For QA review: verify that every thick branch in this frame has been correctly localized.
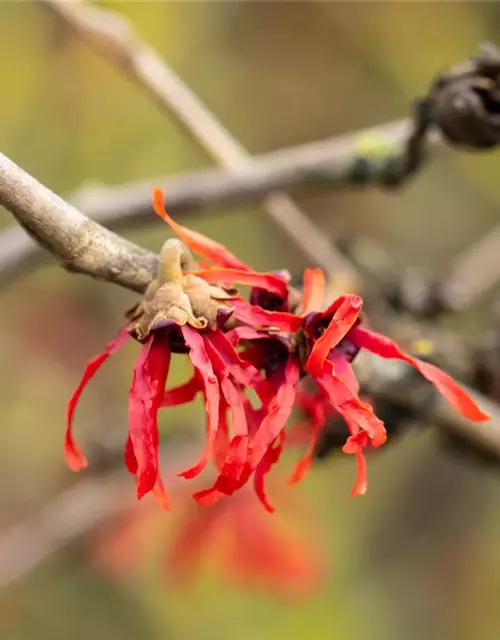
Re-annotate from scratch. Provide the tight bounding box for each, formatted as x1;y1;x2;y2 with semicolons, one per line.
0;152;157;292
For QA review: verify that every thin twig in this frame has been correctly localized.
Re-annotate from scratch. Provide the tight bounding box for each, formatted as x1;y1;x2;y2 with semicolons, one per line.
42;0;358;282
0;118;441;287
0;152;157;292
439;224;500;311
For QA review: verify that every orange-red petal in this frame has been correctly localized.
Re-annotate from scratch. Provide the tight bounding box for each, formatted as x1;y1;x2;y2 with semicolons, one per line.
254;432;285;513
306;295;363;377
300;268;325;315
249;358;301;468
342;431;370;496
65;328;130;471
288;403;325;485
128;333;171;501
193;268;288;298
351;326;489;422
153;188;250;269
178;327;220;480
316;360;387;447
161;375;200;407
232;300;303;333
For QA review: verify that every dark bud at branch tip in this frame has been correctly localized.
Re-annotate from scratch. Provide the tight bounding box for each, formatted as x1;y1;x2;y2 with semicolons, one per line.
429;41;500;149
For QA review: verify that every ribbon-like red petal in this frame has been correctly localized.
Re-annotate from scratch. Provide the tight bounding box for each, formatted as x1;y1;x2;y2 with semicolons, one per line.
128;333;171;508
350;327;489;422
288;402;325;486
213;401;230;471
225;326;268;346
153;188;250;270
178;326;220;479
65;328;130;471
161;375;200;407
300;268;325;315
207;330;264;389
315;360;387;447
199;335;251;496
254;432;285;513
249;358;301;468
124;434;138;475
306;295;363;377
232;300;303;333
193;268;288;298
342;432;370;496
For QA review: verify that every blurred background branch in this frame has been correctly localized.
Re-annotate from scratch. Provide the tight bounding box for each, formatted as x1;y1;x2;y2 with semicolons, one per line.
0;118;439;288
42;0;358;281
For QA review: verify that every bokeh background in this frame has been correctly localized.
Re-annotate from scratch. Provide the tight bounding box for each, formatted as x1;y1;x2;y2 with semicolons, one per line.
2;2;500;639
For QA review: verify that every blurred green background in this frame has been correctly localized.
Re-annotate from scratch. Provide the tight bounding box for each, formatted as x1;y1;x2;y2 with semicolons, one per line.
2;2;500;639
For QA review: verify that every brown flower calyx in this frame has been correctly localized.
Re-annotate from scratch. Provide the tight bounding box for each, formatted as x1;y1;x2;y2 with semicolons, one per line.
425;41;500;149
127;239;236;340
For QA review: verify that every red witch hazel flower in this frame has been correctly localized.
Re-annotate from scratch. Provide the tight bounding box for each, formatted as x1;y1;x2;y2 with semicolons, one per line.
65;188;490;511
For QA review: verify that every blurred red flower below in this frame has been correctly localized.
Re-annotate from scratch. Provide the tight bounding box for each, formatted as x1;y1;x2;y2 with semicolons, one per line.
90;484;325;600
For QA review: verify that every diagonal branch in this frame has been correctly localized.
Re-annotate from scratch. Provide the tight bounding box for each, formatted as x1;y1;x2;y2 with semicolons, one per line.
0;118;441;287
41;0;358;281
439;224;500;311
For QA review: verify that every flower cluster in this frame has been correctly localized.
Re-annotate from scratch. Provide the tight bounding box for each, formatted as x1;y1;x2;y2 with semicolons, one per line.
65;188;489;511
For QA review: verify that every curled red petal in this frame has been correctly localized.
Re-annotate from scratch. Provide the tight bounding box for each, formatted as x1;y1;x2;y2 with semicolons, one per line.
153;188;250;270
152;476;173;511
161;375;200;407
124;434;138;475
342;432;369;496
300;268;325;316
351;327;489;422
212;437;250;494
288;404;325;486
306;295;363;377
213;402;230;471
192;458;253;506
203;336;249;491
206;330;264;389
329;350;360;394
65;328;130;471
316;360;387;447
232;300;303;333
254;432;285;513
128;333;171;500
178;327;220;479
193;268;288;298
225;326;268;346
249;358;300;468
